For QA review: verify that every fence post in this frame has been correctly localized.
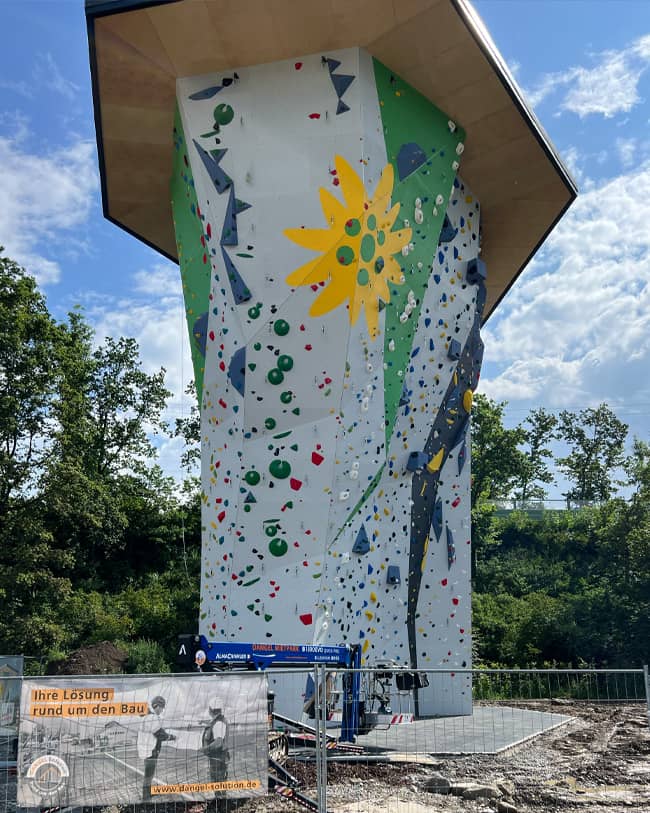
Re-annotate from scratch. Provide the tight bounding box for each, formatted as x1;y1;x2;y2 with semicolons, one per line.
313;664;328;812
644;665;650;730
319;663;328;813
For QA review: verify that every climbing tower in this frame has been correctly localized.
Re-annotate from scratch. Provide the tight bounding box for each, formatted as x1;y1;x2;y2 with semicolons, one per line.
86;0;575;716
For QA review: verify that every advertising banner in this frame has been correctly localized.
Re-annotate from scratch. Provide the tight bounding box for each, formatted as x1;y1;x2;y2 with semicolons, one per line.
17;673;268;807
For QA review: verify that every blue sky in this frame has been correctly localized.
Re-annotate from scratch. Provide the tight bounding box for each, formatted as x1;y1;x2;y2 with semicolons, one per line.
1;0;649;494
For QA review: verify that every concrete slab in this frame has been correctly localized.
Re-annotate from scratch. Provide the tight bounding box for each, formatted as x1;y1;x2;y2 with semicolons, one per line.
352;705;573;755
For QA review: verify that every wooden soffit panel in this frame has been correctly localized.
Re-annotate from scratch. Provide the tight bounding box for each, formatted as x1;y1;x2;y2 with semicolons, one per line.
86;0;576;320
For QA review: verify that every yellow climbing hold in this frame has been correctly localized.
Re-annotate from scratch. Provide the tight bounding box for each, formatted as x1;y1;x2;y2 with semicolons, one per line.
362;639;370;653
427;448;445;473
463;388;473;413
370;592;377;603
365;610;374;620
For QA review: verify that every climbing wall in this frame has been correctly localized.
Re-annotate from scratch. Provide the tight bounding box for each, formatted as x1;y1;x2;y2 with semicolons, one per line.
172;47;485;716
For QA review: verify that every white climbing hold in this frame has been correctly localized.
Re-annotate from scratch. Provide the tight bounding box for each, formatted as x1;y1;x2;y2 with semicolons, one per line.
448;120;456;132
401;245;410;257
436;194;444;206
415;197;422;209
456;142;465;155
388;339;396;352
452;160;460;171
414;209;424;225
339;490;350;501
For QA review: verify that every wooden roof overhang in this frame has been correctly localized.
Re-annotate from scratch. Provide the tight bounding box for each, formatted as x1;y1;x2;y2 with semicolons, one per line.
85;0;577;320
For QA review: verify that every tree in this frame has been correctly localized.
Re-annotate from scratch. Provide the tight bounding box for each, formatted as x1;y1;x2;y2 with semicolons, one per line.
514;408;558;502
557;404;628;503
470;394;526;505
0;251;60;512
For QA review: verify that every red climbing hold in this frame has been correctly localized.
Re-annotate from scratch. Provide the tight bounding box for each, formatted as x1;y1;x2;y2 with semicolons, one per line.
311;451;324;466
217;510;226;523
308;113;321;119
299;613;313;625
290;477;302;491
295;62;303;70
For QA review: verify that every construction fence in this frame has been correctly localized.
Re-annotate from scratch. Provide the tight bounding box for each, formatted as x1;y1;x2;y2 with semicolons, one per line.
1;666;649;813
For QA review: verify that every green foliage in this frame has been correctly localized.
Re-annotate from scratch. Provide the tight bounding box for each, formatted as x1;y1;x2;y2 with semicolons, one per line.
557;404;628;503
123;639;172;674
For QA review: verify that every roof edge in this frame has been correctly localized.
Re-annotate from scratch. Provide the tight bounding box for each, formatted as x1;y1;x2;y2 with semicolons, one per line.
451;0;578;198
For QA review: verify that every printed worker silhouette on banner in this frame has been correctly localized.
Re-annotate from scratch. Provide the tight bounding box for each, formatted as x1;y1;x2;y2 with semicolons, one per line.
137;695;175;800
202;696;230;789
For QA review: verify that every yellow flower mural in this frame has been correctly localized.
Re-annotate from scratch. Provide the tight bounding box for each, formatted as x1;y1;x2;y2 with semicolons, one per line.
284;155;412;339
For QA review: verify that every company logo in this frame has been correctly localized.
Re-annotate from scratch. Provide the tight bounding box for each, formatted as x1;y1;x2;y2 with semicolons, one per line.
26;754;70;798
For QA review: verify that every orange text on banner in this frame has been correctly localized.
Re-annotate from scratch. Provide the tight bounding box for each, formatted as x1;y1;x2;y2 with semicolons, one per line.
30;702;149;718
151;780;262;795
30;688;115;703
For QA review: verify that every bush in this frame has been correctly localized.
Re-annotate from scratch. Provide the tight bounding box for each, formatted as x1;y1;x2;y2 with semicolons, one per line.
122;638;171;674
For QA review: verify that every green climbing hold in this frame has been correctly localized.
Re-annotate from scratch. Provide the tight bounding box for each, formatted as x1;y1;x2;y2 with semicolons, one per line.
265;524;278;537
264;417;277;430
337;245;355;266
245;470;260;485
269;459;291;479
377;230;386;246
280;390;293;404
274;319;290;336
269;538;288;557
357;267;369;286
345;218;361;236
248;304;261;319
267;368;284;385
277;354;294;372
366;214;377;230
254;342;262;351
214;103;234;125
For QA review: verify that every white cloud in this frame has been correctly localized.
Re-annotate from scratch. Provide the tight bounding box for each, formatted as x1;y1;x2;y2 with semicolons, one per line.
133;263;185;298
525;33;650;118
79;266;196;483
87;264;195;461
616;137;637;168
34;53;80;101
481;160;650;414
0;133;98;284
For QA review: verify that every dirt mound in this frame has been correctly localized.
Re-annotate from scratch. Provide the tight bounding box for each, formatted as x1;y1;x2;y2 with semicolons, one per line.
53;641;128;675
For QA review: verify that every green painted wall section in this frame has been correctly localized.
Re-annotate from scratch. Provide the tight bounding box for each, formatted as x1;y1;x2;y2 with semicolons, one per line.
170;104;211;403
372;59;466;446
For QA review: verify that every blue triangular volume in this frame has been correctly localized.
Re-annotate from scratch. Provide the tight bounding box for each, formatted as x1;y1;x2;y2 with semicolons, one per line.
439;214;457;244
432;498;443;542
336;99;350;115
189;85;223;100
244;491;257;504
396;142;427;181
446;526;456;569
221;247;251;304
352;525;370;555
331;73;354;98
220;185;238;246
326;58;341;73
227;346;246;396
192;311;209;358
399;383;409;407
235;198;252;215
193;141;232;193
457;437;467;475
